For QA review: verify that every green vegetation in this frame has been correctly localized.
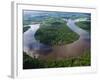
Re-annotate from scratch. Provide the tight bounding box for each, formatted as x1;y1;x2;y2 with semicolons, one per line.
23;16;46;26
23;49;91;69
35;18;79;46
76;21;91;32
23;26;30;32
23;52;45;69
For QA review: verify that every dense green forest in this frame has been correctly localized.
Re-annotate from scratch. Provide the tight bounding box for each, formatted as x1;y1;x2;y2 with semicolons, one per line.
76;21;91;32
35;18;79;46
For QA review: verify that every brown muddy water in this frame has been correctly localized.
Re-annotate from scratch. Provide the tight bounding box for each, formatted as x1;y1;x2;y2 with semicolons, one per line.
26;37;90;60
38;37;90;60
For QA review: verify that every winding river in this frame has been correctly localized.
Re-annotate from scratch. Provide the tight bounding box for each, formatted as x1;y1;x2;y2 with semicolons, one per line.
23;19;90;59
24;24;53;58
67;19;90;40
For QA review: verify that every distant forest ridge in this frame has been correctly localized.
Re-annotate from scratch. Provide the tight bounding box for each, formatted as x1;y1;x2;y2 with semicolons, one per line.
23;10;91;25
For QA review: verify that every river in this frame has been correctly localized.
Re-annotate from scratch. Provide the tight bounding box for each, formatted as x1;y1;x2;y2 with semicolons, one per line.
23;19;90;59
